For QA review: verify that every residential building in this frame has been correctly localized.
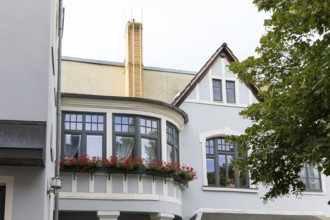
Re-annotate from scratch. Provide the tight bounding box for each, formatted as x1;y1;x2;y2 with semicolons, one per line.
0;0;60;220
58;20;330;220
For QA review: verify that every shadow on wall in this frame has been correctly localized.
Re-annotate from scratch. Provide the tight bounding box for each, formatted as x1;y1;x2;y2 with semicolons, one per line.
201;213;330;220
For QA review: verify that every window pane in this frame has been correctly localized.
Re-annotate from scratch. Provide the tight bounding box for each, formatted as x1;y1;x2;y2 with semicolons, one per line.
64;134;81;158
240;169;248;188
92;115;97;122
98;115;104;123
219;155;226;186
207;158;215;185
98;124;104;131
115;136;134;159
122;117;128;124
71;114;76;121
140;118;145;126
141;138;156;163
86;115;91;122
65;122;70;130
115;125;121;132
309;178;321;190
226;81;236;103
86;135;103;158
114;116;121;124
85;122;91;131
77;115;83;122
70;122;76;130
213;79;222;101
167;144;174;162
77;123;82;130
65;114;70;121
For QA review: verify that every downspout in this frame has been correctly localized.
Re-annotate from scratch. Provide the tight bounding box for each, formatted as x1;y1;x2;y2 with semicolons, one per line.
54;0;63;218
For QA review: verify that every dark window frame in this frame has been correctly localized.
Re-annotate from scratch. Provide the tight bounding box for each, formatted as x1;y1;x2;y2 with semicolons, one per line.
300;163;322;192
113;114;161;162
167;122;180;163
212;79;223;102
206;137;249;188
62;111;106;159
226;80;236;103
0;186;5;220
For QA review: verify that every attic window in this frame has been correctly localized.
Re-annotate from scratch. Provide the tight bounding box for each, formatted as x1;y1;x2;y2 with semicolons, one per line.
226;81;236;103
212;79;223;101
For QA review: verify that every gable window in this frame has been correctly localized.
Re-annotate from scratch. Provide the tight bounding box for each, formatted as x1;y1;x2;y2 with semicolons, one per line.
206;137;248;188
300;163;322;191
226;81;236;103
167;123;179;163
212;79;223;101
63;112;105;159
113;115;160;162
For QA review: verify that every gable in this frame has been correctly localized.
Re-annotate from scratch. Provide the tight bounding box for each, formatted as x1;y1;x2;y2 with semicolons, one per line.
172;43;260;107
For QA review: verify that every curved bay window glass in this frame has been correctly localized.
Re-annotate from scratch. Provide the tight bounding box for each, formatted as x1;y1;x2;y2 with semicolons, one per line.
113;115;160;162
206;137;248;188
63;112;105;159
167;123;179;163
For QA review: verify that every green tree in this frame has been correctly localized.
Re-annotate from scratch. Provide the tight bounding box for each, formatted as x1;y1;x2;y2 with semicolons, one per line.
229;0;330;201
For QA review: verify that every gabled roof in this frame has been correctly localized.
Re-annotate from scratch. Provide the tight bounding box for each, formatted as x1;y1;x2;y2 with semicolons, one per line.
171;43;260;107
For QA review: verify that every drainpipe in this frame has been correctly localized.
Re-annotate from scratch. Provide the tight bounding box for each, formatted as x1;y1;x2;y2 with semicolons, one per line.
54;0;63;219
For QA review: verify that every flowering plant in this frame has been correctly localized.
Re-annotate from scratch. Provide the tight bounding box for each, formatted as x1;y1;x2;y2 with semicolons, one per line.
60;155;197;188
60;155;102;173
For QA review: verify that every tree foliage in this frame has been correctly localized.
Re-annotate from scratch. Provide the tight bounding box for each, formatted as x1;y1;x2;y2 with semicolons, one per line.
229;0;330;201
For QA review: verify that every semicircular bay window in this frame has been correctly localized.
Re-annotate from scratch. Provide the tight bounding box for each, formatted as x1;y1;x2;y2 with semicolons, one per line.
113;115;160;163
63;112;105;159
206;137;249;188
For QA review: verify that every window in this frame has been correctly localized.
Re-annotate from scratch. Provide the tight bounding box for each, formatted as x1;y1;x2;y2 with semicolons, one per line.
113;115;160;163
167;123;179;163
300;163;322;191
226;81;235;103
212;79;222;101
206;137;248;188
62;112;105;159
0;186;5;220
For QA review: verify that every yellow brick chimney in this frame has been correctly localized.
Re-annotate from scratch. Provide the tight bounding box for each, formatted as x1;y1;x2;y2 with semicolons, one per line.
125;20;143;97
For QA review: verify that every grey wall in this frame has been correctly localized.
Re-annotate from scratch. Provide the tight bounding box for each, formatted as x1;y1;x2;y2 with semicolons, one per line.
0;167;49;220
0;0;57;219
179;101;330;218
0;0;56;122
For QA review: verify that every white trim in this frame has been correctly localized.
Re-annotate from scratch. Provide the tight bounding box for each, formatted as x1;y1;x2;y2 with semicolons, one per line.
202;186;258;193
0;176;14;220
107;175;112;193
59;192;182;205
106;114;113;158
72;174;77;193
138;176;143;193
89;176;94;193
161;118;167;161
97;210;120;218
184;99;248;108
199;128;243;187
235;79;240;104
123;175;128;193
208;69;213;102
196;82;200;101
186;208;330;218
163;178;168;196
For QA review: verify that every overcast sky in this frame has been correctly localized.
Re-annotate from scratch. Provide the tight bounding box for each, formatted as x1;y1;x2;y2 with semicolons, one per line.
62;0;268;72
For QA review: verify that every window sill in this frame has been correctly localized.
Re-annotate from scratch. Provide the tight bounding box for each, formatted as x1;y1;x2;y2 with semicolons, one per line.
202;186;258;193
302;190;325;196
